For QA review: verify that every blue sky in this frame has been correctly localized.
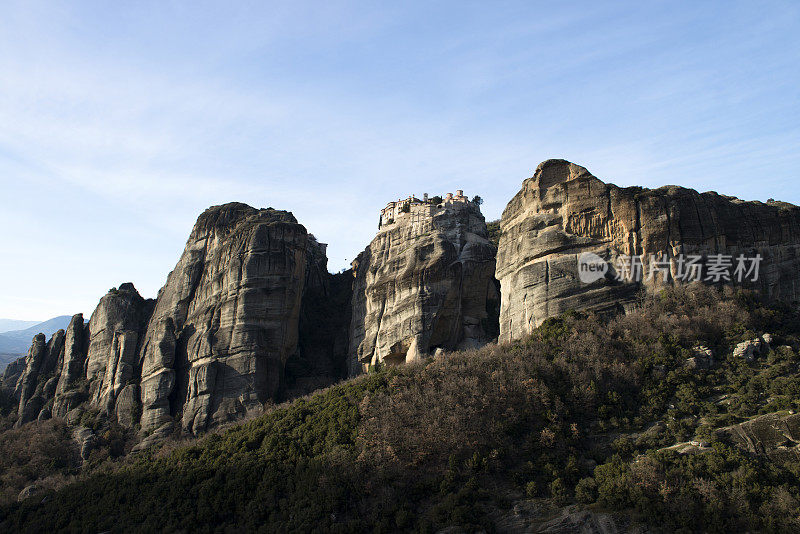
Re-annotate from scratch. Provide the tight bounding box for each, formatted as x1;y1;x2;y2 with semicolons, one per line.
1;1;798;320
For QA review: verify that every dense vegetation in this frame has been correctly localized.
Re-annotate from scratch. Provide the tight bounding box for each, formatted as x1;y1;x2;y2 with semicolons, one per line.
3;285;800;532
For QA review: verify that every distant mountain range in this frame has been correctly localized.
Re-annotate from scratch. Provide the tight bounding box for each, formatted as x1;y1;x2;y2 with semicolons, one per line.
0;316;72;370
0;319;40;333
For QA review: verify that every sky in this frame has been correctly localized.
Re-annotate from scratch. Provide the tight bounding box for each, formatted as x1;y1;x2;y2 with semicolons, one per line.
0;1;798;320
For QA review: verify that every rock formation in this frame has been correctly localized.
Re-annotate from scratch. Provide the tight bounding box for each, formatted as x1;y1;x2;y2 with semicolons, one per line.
717;412;800;462
497;159;800;342
349;197;498;373
138;203;312;433
9;160;799;442
6;285;153;429
52;314;88;418
4;202;340;438
15;334;52;426
1;357;26;390
283;267;352;399
86;284;153;413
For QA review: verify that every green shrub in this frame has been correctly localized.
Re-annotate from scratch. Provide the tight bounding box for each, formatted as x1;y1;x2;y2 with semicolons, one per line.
575;477;597;504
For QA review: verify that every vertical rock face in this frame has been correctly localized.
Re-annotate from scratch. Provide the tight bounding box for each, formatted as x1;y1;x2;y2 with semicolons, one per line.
4;202;334;436
13;329;70;426
15;334;48;425
41;330;65;378
349;200;498;373
53;314;88;418
9;289;152;426
86;284;154;413
497;159;800;342
138;203;311;433
283;266;352;399
114;384;140;428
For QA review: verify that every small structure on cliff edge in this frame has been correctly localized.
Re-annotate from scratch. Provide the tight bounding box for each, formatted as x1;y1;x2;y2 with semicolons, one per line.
379;190;471;228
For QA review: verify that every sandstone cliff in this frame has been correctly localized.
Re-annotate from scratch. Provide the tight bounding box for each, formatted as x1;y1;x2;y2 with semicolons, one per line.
282;268;352;400
14;334;49;426
86;284;154;414
52;314;88;418
138;203;311;433
349;199;498;373
11;160;800;439
7;283;153;429
497;159;800;342
5;202;340;438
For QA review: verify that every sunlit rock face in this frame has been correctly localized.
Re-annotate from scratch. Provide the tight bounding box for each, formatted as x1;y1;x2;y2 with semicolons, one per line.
349;200;498;374
497;159;800;343
10;202;334;438
138;203;311;433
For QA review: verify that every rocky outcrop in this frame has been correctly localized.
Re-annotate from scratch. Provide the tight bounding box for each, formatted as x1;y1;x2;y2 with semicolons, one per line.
17;484;40;502
52;314;88;418
492;501;649;533
87;284;153;414
685;345;715;370
717;412;800;462
497;159;800;342
114;384;140;428
139;203;312;434
41;330;65;378
72;427;97;461
2;357;26;390
7;202;336;438
7;287;153;426
349;199;498;373
535;506;647;534
15;334;48;426
733;335;772;362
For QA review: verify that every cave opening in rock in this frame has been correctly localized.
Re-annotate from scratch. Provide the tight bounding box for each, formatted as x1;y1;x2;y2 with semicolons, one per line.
383;352;407;366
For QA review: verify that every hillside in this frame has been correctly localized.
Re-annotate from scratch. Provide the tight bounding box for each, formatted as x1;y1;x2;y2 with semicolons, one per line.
3;285;800;532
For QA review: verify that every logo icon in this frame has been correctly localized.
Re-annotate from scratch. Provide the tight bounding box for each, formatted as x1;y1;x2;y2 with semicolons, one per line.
577;252;608;284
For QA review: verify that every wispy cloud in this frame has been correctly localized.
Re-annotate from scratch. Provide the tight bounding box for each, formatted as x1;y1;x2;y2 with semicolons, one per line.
0;1;798;319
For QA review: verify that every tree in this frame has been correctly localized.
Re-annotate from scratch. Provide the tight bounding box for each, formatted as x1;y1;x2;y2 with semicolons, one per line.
472;195;483;205
430;195;443;205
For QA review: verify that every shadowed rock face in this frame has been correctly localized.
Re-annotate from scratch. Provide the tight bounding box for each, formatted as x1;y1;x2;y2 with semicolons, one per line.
86;284;154;413
138;203;311;433
13;285;153;427
52;314;88;418
349;200;498;374
15;329;69;426
14;334;47;425
497;159;800;342
281;250;352;401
